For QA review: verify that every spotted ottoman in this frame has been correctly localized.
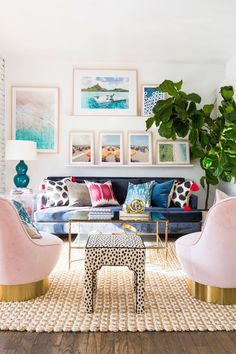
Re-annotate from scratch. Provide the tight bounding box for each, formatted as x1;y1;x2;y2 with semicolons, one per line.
84;232;146;313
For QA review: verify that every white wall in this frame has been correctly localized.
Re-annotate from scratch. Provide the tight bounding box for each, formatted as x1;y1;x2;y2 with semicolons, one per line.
218;55;236;196
4;56;226;208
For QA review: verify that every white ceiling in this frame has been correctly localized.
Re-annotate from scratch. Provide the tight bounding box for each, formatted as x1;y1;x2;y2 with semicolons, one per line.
1;0;236;63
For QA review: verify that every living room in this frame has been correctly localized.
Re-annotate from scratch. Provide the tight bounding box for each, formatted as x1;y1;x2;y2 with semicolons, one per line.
0;0;236;353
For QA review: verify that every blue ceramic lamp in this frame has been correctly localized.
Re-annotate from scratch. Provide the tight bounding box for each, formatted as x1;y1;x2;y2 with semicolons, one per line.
5;140;37;188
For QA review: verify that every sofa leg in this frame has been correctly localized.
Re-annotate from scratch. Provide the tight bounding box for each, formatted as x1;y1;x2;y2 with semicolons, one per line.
0;278;49;302
187;279;236;305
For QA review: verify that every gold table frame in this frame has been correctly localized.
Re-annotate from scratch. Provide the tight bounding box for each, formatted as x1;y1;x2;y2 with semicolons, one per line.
68;218;169;269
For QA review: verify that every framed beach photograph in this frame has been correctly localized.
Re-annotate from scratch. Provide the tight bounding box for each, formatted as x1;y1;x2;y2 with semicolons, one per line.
156;140;190;165
141;84;166;117
73;68;137;116
128;132;152;165
69;131;94;165
99;132;123;164
12;87;59;153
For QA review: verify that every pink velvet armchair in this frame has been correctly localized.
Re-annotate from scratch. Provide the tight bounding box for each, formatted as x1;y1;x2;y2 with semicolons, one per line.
176;197;236;305
0;197;62;301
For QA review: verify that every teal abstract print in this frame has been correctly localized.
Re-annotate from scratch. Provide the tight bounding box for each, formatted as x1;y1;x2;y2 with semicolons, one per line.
12;87;59;153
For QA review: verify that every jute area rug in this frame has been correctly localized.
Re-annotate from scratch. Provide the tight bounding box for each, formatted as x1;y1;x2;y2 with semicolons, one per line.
0;242;235;332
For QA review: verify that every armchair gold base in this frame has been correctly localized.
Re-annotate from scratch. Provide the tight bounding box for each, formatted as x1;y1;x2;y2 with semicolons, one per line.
187;279;236;305
0;278;49;302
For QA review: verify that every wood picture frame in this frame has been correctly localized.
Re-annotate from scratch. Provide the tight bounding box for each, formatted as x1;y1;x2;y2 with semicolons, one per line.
73;68;137;116
127;132;153;165
12;86;59;153
69;131;94;165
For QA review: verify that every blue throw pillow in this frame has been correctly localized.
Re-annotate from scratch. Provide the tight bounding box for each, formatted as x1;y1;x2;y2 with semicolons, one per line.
124;181;155;207
151;180;175;208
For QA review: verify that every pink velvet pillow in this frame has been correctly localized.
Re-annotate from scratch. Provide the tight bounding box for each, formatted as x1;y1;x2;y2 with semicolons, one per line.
85;180;119;207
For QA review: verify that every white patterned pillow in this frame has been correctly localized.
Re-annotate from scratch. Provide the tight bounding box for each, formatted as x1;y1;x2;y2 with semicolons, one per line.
40;177;72;208
172;180;198;208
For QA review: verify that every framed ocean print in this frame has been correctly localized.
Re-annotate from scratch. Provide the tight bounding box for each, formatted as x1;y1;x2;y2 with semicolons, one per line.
141;84;166;117
73;69;137;116
127;132;152;165
69;131;94;165
99;132;123;165
156;140;190;165
12;86;59;153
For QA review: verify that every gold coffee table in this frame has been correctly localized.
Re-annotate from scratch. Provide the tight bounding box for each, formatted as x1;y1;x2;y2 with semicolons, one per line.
68;212;169;269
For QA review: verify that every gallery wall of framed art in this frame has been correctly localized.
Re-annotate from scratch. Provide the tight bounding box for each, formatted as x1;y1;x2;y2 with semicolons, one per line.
68;129;190;167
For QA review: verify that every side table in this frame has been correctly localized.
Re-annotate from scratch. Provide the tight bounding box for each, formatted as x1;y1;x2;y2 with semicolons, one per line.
84;232;146;313
10;188;35;219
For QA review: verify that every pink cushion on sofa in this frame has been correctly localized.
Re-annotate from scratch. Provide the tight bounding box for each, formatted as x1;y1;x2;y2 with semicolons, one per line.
85;180;119;207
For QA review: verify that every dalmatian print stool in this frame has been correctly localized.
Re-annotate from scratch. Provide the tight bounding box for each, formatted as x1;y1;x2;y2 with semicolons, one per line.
84;232;146;313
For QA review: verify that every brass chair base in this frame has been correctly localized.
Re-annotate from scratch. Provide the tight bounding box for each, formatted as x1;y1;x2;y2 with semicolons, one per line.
187;279;236;305
0;278;49;302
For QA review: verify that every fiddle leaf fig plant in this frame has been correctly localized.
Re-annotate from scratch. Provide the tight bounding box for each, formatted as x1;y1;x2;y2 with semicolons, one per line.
146;80;236;209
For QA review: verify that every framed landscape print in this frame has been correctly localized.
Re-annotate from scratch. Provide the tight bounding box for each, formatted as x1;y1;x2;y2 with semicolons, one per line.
128;132;152;165
69;131;94;165
73;69;137;116
156;140;190;165
12;87;59;153
141;84;166;117
99;132;123;164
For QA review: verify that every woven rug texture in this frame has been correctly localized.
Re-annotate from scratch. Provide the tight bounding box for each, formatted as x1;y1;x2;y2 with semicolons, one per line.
0;242;235;332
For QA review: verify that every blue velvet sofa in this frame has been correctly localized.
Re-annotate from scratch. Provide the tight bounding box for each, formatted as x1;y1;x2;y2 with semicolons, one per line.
34;176;202;236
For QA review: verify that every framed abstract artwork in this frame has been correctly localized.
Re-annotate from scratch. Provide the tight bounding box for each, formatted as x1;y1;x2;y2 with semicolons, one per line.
156;140;190;165
127;132;152;165
141;84;166;117
69;131;94;165
73;68;137;116
99;132;123;164
12;87;59;153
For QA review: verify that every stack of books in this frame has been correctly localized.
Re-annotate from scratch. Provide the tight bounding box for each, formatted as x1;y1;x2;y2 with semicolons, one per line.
88;208;114;220
119;210;150;221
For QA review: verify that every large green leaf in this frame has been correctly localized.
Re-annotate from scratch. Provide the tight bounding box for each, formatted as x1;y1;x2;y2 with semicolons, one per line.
174;120;189;137
200;176;206;189
159;104;173;122
192;114;204;129
203;104;214;116
174;80;183;90
205;171;219;185
146;117;155;130
188;101;197;115
185;93;201;103
158;121;174;138
220;86;234;100
175;106;188;120
158;80;179;97
224;110;236;122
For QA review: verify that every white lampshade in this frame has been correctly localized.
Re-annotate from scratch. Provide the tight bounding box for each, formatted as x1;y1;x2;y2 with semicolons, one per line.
5;140;37;161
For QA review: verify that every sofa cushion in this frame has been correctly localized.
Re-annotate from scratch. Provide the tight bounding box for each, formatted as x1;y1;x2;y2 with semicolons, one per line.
151;180;175;208
66;181;91;207
34;206;202;223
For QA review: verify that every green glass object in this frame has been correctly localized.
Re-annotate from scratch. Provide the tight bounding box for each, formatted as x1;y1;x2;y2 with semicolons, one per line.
14;160;30;188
